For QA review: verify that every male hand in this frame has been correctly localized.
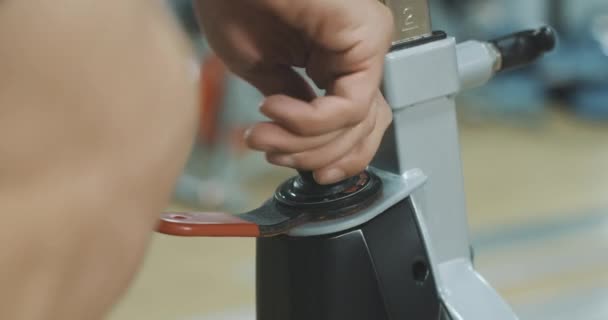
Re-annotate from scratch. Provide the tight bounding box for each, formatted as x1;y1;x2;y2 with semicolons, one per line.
196;0;394;184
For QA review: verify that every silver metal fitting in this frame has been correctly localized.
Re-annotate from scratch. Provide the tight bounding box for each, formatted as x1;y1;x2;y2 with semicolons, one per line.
379;0;432;45
483;42;503;72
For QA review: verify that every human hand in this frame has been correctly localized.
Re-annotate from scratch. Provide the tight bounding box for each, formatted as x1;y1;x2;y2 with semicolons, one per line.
196;0;394;184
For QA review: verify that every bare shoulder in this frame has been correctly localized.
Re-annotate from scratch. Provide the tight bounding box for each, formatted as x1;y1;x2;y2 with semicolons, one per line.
0;1;198;318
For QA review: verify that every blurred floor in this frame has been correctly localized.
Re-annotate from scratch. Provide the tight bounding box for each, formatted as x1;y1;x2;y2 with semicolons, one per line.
109;109;608;320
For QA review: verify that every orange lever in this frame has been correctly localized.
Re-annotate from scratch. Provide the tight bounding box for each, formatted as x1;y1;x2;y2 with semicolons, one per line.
158;212;260;237
158;172;382;238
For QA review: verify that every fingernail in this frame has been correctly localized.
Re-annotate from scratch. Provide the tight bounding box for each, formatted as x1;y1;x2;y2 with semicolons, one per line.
243;126;253;140
316;168;346;184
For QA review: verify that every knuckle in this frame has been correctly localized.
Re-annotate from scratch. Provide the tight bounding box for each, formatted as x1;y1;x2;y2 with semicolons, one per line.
293;114;322;136
348;104;371;126
245;128;262;146
298;152;330;170
290;153;306;167
361;113;375;134
246;128;273;151
343;158;368;176
346;148;373;174
291;121;312;136
265;152;280;165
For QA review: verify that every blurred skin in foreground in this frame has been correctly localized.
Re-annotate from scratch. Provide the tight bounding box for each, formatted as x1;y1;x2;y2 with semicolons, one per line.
0;0;392;319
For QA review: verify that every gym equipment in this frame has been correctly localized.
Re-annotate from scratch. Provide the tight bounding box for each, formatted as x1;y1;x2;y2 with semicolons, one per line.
158;1;556;319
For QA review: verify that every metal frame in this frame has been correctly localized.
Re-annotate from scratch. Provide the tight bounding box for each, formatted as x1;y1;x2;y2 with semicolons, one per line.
378;36;518;319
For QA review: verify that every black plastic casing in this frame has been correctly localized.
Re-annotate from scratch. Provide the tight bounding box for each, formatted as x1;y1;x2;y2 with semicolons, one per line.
256;198;453;320
491;26;557;71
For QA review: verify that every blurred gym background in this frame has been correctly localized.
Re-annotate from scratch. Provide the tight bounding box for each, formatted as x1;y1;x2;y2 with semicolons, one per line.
110;1;608;319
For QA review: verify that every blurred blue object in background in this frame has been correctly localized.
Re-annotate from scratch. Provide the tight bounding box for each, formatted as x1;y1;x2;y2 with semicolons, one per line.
572;84;608;120
459;72;547;126
434;0;608;122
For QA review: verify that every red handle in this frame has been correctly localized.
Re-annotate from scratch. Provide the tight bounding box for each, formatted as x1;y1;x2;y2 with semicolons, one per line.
158;212;260;237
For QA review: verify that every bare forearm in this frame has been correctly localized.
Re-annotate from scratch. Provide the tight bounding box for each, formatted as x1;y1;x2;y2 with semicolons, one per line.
0;1;197;319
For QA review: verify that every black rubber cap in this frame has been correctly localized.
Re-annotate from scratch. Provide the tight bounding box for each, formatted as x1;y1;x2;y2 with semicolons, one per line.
295;170;360;198
275;170;382;214
491;26;557;71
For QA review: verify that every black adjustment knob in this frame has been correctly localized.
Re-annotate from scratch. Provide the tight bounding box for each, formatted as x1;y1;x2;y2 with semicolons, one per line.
295;170;360;197
491;26;557;72
297;170;316;184
274;170;382;214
